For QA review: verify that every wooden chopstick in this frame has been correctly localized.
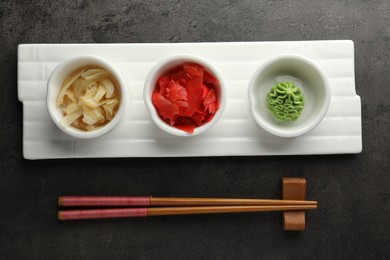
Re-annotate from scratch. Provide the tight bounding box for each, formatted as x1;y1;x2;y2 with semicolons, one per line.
58;205;317;221
58;196;317;207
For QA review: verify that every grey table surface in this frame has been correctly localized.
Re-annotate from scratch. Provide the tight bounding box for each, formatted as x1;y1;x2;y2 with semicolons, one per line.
1;1;389;259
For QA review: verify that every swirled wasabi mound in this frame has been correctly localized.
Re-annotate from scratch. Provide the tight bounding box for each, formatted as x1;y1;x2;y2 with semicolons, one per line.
266;82;305;121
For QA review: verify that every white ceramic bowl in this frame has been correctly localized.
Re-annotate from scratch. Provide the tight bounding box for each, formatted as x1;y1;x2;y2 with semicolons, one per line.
47;55;127;139
144;54;226;136
248;54;331;138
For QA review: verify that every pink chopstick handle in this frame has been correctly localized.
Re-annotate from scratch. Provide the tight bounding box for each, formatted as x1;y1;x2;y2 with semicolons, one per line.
58;208;148;221
58;196;151;207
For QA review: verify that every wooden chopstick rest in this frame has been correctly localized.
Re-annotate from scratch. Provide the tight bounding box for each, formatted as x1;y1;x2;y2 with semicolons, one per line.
282;178;307;231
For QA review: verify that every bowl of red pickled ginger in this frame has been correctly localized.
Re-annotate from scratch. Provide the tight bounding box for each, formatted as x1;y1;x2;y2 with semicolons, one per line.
144;55;226;136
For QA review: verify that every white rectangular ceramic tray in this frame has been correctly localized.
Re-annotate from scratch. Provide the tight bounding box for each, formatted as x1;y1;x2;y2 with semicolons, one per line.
18;40;362;159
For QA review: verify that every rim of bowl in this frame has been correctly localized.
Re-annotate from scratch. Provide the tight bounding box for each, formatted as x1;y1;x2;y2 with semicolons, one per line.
248;54;331;138
144;54;227;137
47;55;128;139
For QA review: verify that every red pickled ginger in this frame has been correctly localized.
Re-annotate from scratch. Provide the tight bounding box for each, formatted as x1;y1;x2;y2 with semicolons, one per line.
152;63;220;134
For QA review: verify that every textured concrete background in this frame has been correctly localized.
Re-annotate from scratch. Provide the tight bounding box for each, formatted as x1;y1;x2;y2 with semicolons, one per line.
1;0;390;259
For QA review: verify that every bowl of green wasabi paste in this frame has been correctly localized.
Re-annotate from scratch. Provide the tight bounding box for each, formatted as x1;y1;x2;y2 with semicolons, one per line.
248;54;331;138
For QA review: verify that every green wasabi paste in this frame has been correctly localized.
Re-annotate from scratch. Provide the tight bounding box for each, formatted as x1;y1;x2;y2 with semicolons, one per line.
266;82;305;121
